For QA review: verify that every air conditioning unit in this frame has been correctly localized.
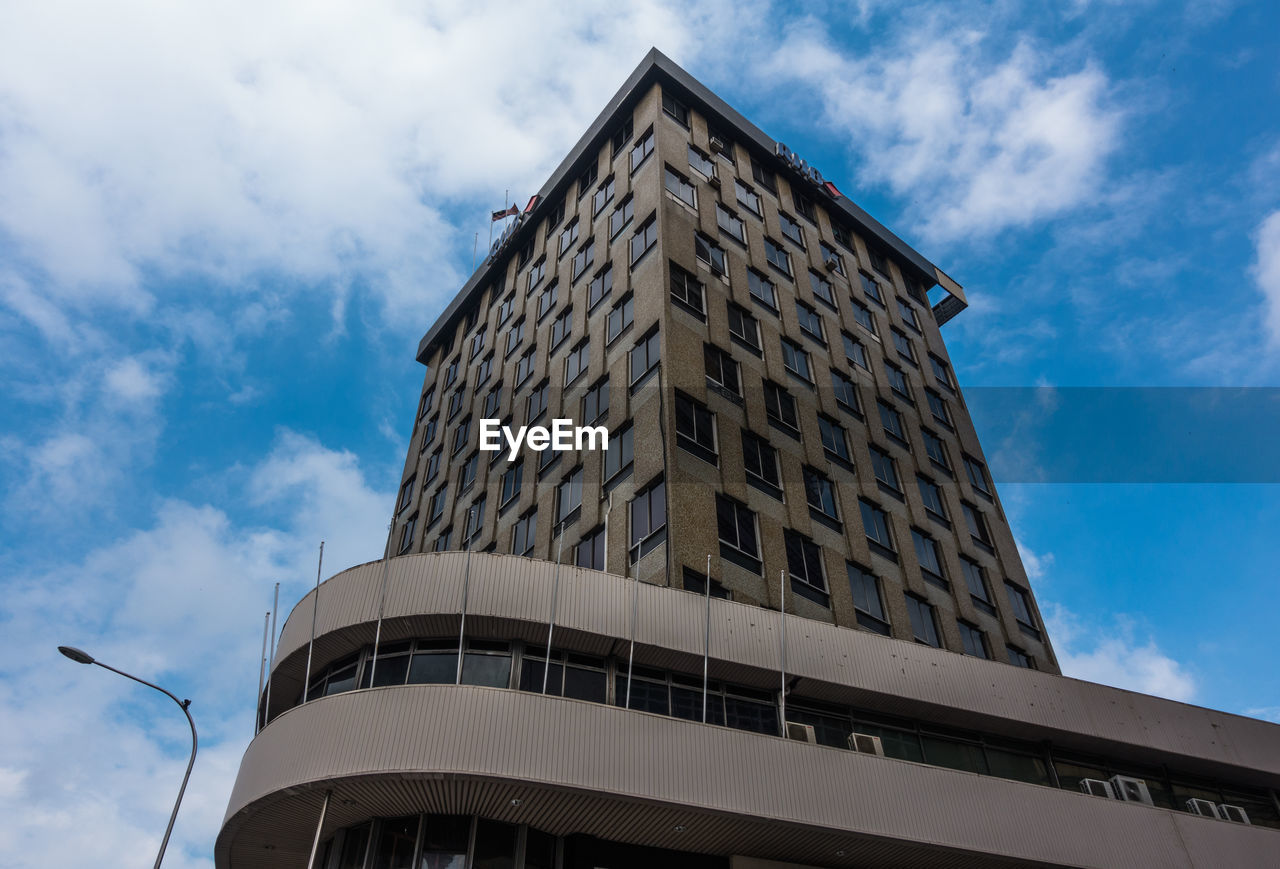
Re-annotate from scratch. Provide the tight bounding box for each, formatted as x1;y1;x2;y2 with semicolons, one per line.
848;732;885;757
1186;798;1219;817
1217;804;1251;824
708;175;722;189
709;136;726;153
824;258;838;271
1109;775;1154;806
785;722;816;743
1079;779;1115;799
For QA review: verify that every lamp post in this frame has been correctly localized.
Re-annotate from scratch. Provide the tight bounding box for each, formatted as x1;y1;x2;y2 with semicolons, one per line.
58;646;198;869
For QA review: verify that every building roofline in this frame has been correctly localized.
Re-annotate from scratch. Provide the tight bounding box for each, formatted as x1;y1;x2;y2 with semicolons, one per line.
416;48;965;366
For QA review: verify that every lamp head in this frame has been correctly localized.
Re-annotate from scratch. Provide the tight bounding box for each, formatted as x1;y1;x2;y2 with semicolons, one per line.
58;646;95;665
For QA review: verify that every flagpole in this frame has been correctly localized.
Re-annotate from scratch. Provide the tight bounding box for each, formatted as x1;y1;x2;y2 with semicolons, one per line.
302;540;324;703
455;508;477;684
255;611;269;733
541;521;565;694
702;553;711;723
779;568;787;733
264;582;279;724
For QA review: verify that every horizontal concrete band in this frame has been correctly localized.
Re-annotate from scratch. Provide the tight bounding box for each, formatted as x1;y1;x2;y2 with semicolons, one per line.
269;552;1280;785
221;685;1279;869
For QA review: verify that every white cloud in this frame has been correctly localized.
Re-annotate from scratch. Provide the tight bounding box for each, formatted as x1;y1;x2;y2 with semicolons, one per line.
1244;706;1280;724
1047;606;1197;702
104;355;169;405
0;429;392;868
765;22;1122;244
1251;209;1280;351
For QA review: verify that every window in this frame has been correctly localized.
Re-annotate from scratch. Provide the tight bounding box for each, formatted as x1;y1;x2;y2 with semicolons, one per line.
588;263;613;310
727;303;761;353
963;502;994;551
559;218;579;256
555;466;583;527
716;204;745;244
1005;583;1041;638
397;475;416;514
630;478;667;561
527;378;549;422
842;332;869;370
447;388;465;420
564;338;590;385
964;455;993;500
906;595;941;647
611;116;634;158
526;257;546;293
570;238;594;281
536;280;558;321
515;346;537;388
592;175;615;216
779;212;804;248
704;344;740;398
664;165;696;208
452;416;471;455
670;262;705;314
506;317;526;357
847;563;890;635
688;144;716;178
781;338;812;382
469;325;487;359
930;354;955;392
609;195;635;239
662;91;689;125
959;622;989;658
785;530;827;604
892;328;917;366
607;292;633;343
630;215;657;266
741;430;781;498
751;157;776;192
818;415;850;462
716;494;760;572
459;451;479;492
804;467;839;525
427;487;447;527
923;428;951;473
575;525;606;569
820;241;845;275
878;400;906;443
418;388;435;420
886;362;912;401
748;269;777;310
927;390;952;428
577;159;599;199
463;496;485;543
511;509;537;556
763;237;791;275
809;271;835;309
476;354;493;386
832;370;860;414
851;298;877;334
859;272;884;306
675;392;717;463
795;302;824;344
515;239;534;269
735;179;761;215
794;191;817;223
764;380;799;433
630;126;654;172
707;126;735;163
912;529;947;588
897;297;921;332
962;558;995;615
495;295;514;328
420;417;438;452
582;377;609;425
917;476;948;522
860;498;895;556
424;450;441;484
500;460;523;507
604;423;634;484
1007;645;1036;669
684;567;730;599
398;512;418;554
629;328;660;387
544;199;566;236
869;246;891;277
550;306;573;350
443;357;459;388
694;233;726;276
431;526;452;552
871;446;901;495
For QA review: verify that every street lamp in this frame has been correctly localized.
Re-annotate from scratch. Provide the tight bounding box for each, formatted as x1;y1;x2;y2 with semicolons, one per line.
58;646;198;869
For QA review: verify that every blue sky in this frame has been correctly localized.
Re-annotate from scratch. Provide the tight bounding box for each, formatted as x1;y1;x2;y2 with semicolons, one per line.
1;1;1277;865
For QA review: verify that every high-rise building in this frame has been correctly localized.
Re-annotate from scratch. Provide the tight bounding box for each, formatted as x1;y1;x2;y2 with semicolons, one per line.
218;49;1280;869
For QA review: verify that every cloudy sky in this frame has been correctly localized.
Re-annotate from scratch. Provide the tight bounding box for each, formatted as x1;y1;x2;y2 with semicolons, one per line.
1;0;1277;864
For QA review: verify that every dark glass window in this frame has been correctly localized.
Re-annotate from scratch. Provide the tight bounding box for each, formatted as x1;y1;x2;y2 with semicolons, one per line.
500;460;522;507
742;430;781;495
906;595;941;646
892;327;917;365
582;377;609;424
847;563;890;635
588;263;613;310
878;401;905;442
511;509;536;556
570;237;594;281
1006;582;1040;636
717;494;759;566
912;529;947;587
959;621;989;658
918;475;948;520
592;175;615;216
886;362;912;400
665;165;697;207
704;343;740;396
860;499;895;554
962;558;995;614
689;143;716;177
832;370;860;413
964;502;994;550
779;212;805;248
927;389;952;427
694;233;727;276
931;354;955;392
871;446;900;493
898;297;921;331
764;380;799;431
965;455;993;499
781;338;812;381
630;215;657;265
804;467;838;520
818;415;850;461
549;306;573;350
629;328;660;386
809;270;835;308
527;379;549;421
716;204;745;242
751;157;776;192
748;269;777;309
727;303;761;352
675;392;717;463
604;423;634;483
575;525;607;569
514;346;537;388
785;530;827;598
559;217;579;256
609;195;635;239
630;478;667;561
535;280;558;320
397;475;416;514
1007;645;1035;668
611;116;634;158
577;161;598;200
764;237;791;275
851;298;877;333
820;241;845;275
555;466;583;527
630;127;655;172
564;338;590;385
923;428;951;472
842;332;869;370
795;302;824;343
735;178;761;215
607;293;634;343
671;263;705;313
662;91;689;125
